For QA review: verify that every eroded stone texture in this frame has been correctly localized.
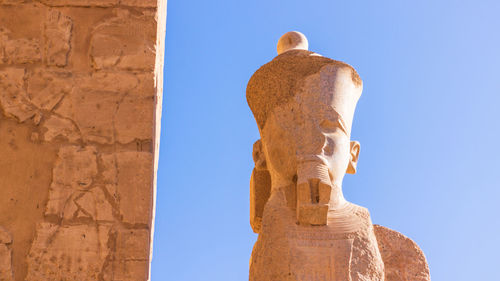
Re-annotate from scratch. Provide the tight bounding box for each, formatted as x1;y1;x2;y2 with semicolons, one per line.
0;227;13;281
0;0;27;5
27;69;72;110
26;223;111;280
4;39;41;64
0;68;37;122
246;32;430;280
45;146;98;218
90;10;156;71
0;27;41;64
44;10;72;67
37;0;119;7
374;225;431;281
0;118;58;281
120;0;156;8
100;152;153;225
54;72;153;144
41;114;81;142
0;1;165;280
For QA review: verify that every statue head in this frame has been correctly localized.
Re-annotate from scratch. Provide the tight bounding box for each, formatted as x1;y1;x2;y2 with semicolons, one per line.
247;32;363;227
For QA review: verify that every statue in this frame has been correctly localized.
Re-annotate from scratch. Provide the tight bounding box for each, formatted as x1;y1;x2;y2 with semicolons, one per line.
246;31;430;281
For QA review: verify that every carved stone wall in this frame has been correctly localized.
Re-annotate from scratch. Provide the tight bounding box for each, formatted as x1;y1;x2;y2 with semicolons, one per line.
0;1;166;280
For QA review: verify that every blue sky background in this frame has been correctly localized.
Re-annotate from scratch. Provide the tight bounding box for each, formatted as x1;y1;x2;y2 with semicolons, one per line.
152;1;500;280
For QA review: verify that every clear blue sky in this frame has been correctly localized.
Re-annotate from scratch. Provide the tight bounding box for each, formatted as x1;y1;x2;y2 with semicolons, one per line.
152;1;500;280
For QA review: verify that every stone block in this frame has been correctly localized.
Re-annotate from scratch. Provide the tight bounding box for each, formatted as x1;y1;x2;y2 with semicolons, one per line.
42;115;81;143
26;223;110;280
53;145;97;188
0;244;13;281
27;69;72;111
93;187;115;221
99;152;152;225
37;0;118;7
116;229;150;260
90;10;155;71
59;86;120;143
61;188;114;222
0;228;11;244
0;0;27;4
115;260;149;281
54;72;153;144
54;72;146;144
120;0;156;7
44;10;72;67
101;154;118;183
0;68;37;122
81;72;139;93
116;152;152;225
4;38;41;64
115;94;154;143
46;146;98;217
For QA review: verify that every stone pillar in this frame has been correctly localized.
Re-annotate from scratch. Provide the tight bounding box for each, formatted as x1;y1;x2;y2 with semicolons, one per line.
0;1;166;280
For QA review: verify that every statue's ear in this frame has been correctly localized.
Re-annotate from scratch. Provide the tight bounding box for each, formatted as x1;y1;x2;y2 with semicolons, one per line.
250;139;271;233
346;141;360;174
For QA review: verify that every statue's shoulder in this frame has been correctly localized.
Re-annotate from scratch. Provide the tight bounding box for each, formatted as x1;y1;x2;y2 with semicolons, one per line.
343;202;371;221
373;224;431;281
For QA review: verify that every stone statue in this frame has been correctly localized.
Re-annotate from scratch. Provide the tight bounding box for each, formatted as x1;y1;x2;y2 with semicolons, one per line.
246;31;430;281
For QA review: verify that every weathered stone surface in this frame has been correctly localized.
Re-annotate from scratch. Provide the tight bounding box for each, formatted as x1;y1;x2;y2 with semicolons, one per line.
99;152;153;225
55;86;119;143
0;28;6;62
42;115;81;142
112;260;149;281
116;152;152;225
0;228;11;244
114;72;155;143
90;10;156;71
246;32;429;280
26;223;110;280
27;69;72;111
249;151;271;233
4;38;41;64
120;0;157;7
250;193;385;281
0;1;164;280
374;225;431;281
54;72;153;144
116;229;150;260
59;187;115;223
45;146;98;217
0;0;27;4
0;244;13;281
37;0;118;7
92;187;115;221
0;227;13;281
0;118;58;281
0;27;41;64
100;154;118;183
0;68;37;122
100;227;150;281
54;145;97;188
44;10;72;67
115;92;155;143
84;72;140;92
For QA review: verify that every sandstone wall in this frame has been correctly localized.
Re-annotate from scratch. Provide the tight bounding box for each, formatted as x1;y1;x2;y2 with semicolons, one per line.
0;1;166;280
